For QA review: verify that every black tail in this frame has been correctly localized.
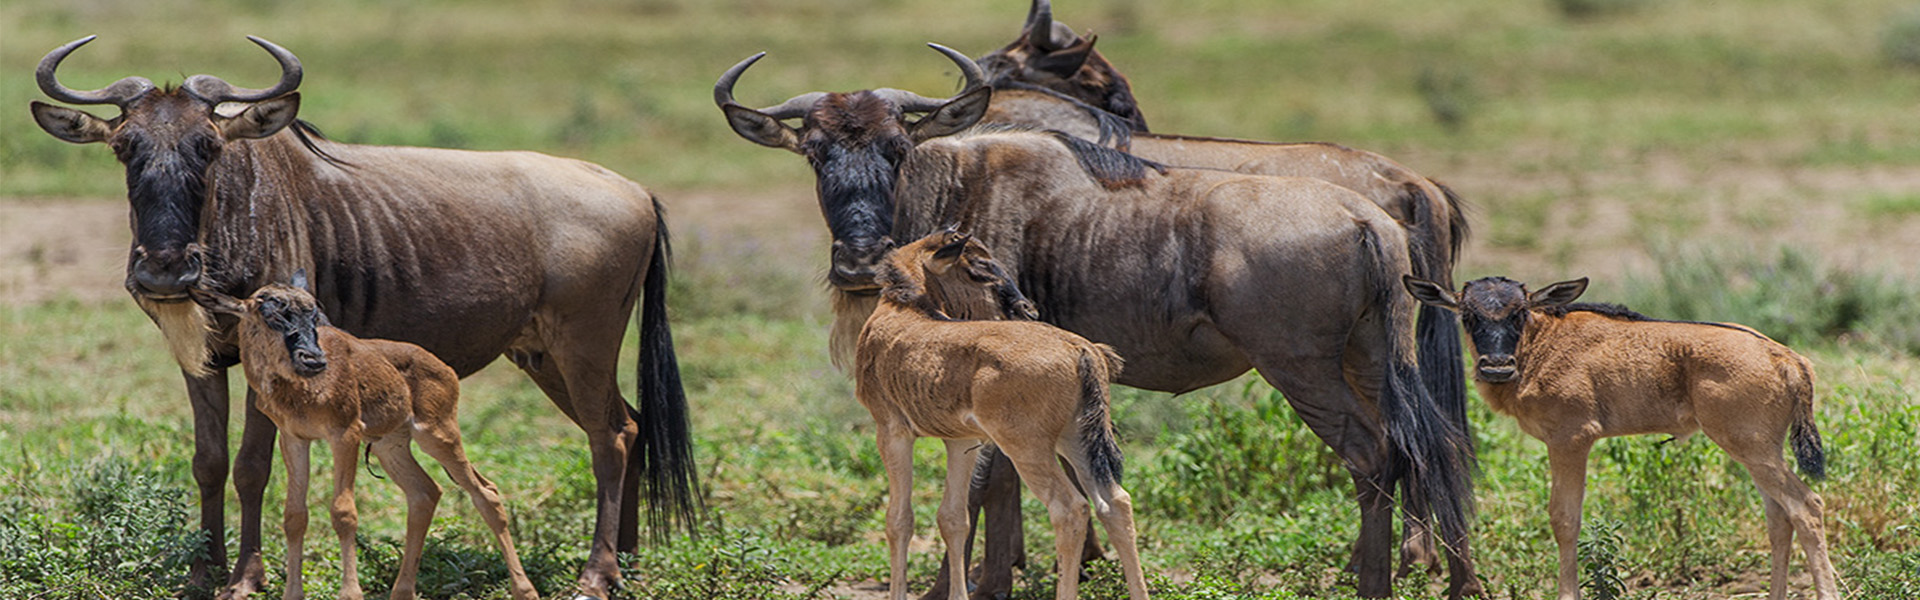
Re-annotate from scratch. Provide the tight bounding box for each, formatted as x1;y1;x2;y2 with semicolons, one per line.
1076;345;1124;489
1359;222;1475;546
635;198;701;537
1788;357;1827;481
1402;182;1474;468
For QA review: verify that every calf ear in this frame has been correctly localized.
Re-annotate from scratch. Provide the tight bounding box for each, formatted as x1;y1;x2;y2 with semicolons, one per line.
1402;275;1458;309
910;86;992;142
187;288;245;315
289;268;311;292
723;104;802;153
1529;277;1590;307
30;102;114;144
217;93;301;140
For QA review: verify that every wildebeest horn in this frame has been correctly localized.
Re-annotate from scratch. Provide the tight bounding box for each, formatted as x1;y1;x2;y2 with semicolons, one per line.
1028;0;1057;51
183;36;303;104
37;35;156;107
873;44;988;113
713;52;828;120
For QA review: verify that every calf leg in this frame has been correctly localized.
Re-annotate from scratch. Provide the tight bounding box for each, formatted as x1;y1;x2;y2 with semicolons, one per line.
875;418;919;600
413;423;539;600
1761;497;1792;600
1731;452;1839;600
997;444;1089;600
923;447;1024;600
1546;442;1592;600
939;440;981;600
1064;454;1148;600
329;440;365;600
278;436;312;600
369;436;442;600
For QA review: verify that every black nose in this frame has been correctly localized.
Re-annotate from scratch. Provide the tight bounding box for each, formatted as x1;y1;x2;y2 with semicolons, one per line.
1475;354;1517;382
828;237;895;289
131;248;203;297
293;349;327;373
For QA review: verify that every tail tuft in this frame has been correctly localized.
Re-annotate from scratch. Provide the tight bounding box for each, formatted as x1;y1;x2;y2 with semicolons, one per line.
1077;345;1124;488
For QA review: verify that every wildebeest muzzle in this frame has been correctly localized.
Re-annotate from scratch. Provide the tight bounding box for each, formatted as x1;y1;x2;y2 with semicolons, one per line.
829;237;895;292
130;245;205;300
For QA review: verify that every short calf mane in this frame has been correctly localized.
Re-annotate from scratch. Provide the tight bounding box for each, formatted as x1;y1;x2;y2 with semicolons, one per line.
1543;302;1768;339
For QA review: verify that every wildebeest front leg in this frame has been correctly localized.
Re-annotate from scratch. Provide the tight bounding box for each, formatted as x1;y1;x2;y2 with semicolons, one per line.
222;389;278;600
184;369;230;599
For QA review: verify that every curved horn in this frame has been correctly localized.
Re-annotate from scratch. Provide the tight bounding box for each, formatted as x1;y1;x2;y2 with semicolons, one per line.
714;52;827;120
874;44;988;114
37;35;155;107
929;43;986;93
184;36;303;104
1027;0;1057;51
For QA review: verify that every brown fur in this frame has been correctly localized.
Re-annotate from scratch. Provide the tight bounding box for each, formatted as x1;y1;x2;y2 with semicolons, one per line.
1407;276;1838;600
856;232;1147;600
195;283;536;600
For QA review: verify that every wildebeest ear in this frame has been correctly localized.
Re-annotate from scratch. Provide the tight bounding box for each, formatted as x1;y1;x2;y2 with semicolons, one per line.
217;93;301;140
910;86;992;142
722;104;802;153
1529;277;1590;307
1402;275;1458;310
1033;34;1097;78
187;288;245;315
30;101;114;144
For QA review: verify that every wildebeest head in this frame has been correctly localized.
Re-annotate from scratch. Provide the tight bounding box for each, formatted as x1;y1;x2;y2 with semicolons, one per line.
879;228;1038;321
715;45;992;293
30;35;303;302
1404;275;1588;383
975;0;1147;132
191;270;330;376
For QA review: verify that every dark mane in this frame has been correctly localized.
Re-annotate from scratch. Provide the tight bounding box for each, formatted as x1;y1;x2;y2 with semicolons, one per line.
991;79;1135;150
289;120;352;168
1044;130;1166;190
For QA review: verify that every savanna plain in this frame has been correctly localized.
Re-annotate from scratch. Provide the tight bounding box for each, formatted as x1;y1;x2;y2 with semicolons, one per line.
3;0;1919;598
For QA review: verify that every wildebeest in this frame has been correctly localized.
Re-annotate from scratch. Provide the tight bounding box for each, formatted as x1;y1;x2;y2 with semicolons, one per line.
975;1;1476;590
189;273;538;600
857;229;1148;600
29;36;697;600
1404;275;1839;600
715;46;1475;599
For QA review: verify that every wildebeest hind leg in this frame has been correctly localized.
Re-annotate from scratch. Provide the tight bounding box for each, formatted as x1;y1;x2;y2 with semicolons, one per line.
523;325;637;599
1252;356;1396;598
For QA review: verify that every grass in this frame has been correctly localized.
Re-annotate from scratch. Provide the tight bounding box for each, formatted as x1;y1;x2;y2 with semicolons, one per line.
6;0;1920;597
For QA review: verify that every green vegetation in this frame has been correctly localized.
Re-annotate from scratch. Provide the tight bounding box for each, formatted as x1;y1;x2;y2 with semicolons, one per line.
5;0;1920;598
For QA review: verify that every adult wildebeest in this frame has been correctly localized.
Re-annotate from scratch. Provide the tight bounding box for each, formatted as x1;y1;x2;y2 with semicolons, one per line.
28;36;697;600
714;45;1475;599
858;229;1148;600
190;273;538;600
974;2;1477;591
1404;275;1839;600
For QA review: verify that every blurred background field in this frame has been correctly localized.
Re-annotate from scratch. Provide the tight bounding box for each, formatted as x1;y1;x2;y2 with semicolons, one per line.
3;0;1919;598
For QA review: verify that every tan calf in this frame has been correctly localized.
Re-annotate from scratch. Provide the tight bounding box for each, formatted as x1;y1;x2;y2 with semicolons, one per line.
1405;275;1837;600
856;230;1148;600
191;272;536;600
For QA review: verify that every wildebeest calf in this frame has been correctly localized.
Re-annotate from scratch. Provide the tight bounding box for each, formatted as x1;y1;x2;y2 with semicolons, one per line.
1404;275;1837;600
191;272;536;600
856;230;1148;600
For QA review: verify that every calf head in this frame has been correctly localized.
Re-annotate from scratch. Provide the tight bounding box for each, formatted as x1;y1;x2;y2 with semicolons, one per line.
976;0;1147;131
190;270;330;376
881;228;1038;321
29;36;303;302
1404;275;1588;383
715;45;992;293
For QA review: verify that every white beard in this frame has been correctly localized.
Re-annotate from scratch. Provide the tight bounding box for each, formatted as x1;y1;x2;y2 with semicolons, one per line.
137;297;214;378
